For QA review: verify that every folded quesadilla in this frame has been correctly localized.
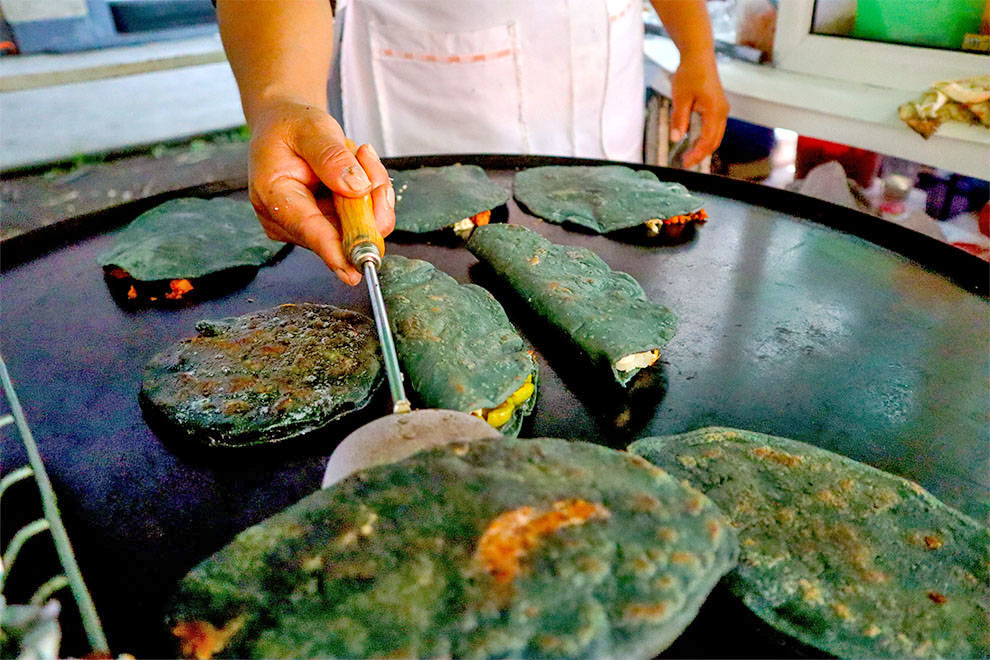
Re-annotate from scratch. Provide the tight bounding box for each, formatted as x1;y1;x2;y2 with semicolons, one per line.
467;224;677;386
379;255;536;436
167;437;737;659
898;75;990;138
392;164;510;238
630;427;990;660
99;197;287;303
141;304;382;447
513;165;707;237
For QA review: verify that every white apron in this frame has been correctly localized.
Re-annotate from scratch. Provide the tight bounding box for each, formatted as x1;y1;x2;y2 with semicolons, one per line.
332;0;645;162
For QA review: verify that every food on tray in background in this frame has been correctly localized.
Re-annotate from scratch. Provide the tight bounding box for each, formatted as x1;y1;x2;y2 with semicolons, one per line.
98;197;288;304
513;165;707;238
166;437;737;659
391;164;509;238
379;255;537;436
629;427;990;660
467;224;677;386
140;304;381;448
898;75;990;138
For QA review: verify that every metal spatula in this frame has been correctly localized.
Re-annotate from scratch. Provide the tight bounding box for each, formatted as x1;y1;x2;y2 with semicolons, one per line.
323;142;500;488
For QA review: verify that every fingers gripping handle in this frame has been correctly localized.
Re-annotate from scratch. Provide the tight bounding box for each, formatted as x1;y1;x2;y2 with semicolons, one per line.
334;139;385;268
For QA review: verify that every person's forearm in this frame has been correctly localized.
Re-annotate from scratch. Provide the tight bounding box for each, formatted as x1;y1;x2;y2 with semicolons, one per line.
649;0;716;61
216;0;334;126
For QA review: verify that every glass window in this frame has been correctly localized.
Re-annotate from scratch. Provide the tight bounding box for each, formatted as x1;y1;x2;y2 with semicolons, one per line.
811;0;989;52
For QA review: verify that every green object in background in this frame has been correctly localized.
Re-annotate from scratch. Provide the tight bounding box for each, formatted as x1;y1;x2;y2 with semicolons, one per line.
467;224;677;386
852;0;985;50
98;197;286;281
629;427;990;660
379;255;537;437
167;436;737;659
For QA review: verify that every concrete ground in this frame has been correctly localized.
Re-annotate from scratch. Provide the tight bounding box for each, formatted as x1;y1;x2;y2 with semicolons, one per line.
0;35;244;171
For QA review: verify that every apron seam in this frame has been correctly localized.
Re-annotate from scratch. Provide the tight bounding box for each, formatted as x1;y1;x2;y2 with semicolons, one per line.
368;20;394;155
508;21;531;152
566;0;577;156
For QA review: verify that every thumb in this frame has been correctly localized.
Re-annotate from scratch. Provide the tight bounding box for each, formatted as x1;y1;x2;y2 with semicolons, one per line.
292;121;372;198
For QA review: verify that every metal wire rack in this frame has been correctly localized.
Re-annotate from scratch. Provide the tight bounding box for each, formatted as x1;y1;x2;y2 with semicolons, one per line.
0;354;109;656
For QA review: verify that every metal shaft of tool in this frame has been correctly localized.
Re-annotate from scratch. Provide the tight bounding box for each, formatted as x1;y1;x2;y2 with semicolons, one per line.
361;257;411;414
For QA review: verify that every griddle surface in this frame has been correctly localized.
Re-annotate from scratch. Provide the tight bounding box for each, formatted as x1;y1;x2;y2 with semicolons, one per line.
2;155;987;657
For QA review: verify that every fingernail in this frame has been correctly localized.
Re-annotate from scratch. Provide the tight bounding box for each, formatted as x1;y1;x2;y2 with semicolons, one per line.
365;143;379;160
341;165;371;193
334;268;349;282
386;185;395;210
670;129;683;142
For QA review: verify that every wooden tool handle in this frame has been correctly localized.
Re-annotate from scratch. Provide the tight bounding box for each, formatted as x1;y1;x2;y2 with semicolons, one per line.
335;139;384;265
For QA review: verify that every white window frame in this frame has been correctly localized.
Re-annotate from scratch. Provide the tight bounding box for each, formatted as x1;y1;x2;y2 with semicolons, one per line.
774;0;990;93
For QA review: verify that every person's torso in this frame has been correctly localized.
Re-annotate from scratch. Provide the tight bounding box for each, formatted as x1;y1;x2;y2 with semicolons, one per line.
333;0;644;161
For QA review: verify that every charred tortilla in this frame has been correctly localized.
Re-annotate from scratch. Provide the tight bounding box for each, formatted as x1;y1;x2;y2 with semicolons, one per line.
467;224;677;385
392;165;509;237
513;165;706;236
629;427;990;660
167;437;737;659
141;304;382;447
99;197;286;282
380;255;537;436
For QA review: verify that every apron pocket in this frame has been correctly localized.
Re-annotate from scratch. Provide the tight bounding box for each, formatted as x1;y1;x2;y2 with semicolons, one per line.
369;19;528;156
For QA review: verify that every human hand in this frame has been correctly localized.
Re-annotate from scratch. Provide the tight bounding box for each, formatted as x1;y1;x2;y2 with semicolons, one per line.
247;97;395;285
668;55;730;168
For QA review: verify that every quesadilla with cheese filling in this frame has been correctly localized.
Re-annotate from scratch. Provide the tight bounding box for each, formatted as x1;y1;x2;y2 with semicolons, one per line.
167;436;737;659
467;224;676;386
98;197;288;303
513;165;707;237
380;255;536;436
392;164;509;238
630;427;990;660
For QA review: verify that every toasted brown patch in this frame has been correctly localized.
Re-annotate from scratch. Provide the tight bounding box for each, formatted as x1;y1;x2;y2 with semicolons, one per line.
798;578;824;606
816;489;848;509
629;492;661;512
706;518;723;543
832;602;854;621
222;400;251;416
751;445;804;467
653;575;675;590
656;526;679;543
476;499;610;584
670;551;698;566
927;591;948;605
684;493;705;515
775;507;797;525
622;601;670;624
